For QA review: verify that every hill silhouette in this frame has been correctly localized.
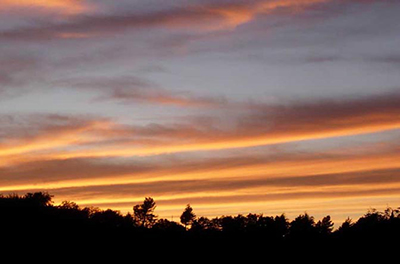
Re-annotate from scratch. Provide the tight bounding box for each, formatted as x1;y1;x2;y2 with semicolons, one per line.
1;192;399;255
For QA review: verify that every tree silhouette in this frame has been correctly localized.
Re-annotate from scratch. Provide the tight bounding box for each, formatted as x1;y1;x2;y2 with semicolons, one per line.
383;207;400;220
336;217;354;241
316;215;334;236
339;217;353;231
180;204;196;229
58;200;80;210
24;192;53;207
2;191;400;252
91;209;126;227
133;197;157;228
220;215;247;234
273;214;289;239
289;213;316;239
191;216;220;232
154;219;186;233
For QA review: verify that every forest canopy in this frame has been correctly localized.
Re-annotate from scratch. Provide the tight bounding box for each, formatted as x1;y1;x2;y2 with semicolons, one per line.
1;192;399;250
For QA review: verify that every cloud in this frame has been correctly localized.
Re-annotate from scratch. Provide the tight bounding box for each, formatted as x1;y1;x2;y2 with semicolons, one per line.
369;55;400;66
0;141;399;224
59;168;400;198
0;0;333;41
105;87;229;108
0;91;399;163
0;0;399;223
242;91;400;133
0;55;42;97
0;114;112;160
5;165;398;221
6;156;400;191
0;0;91;15
60;178;400;209
1;132;399;191
55;76;229;107
0;90;398;218
40;91;400;158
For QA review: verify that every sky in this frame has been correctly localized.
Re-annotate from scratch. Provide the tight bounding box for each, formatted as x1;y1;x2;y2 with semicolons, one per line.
1;0;400;224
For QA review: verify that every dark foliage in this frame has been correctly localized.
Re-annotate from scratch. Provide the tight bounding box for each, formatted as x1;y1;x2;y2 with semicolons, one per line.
180;204;196;228
1;192;399;254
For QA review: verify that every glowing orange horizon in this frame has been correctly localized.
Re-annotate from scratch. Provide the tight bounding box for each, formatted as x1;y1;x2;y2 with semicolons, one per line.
0;115;398;170
1;146;399;193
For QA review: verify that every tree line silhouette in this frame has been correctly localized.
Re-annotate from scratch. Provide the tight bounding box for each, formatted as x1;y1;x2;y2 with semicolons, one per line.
1;192;399;251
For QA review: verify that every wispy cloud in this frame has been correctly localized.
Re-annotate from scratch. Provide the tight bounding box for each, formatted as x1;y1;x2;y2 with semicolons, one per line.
0;114;111;159
1;143;399;190
0;0;92;15
51;92;400;158
0;89;398;223
55;76;229;107
0;0;331;41
1;146;399;222
0;91;399;164
1;0;399;222
0;55;42;97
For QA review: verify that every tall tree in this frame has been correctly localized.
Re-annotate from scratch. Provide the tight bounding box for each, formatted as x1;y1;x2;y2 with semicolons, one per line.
180;204;196;229
316;215;334;236
133;197;157;228
289;213;316;239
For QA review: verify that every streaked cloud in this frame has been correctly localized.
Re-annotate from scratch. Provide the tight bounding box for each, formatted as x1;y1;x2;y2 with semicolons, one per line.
1;143;399;190
0;55;42;97
0;0;91;14
0;92;399;163
0;0;331;41
1;147;399;222
54;76;229;107
1;0;399;223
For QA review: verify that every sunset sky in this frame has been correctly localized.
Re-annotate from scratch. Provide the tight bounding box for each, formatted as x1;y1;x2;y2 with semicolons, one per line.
1;0;400;224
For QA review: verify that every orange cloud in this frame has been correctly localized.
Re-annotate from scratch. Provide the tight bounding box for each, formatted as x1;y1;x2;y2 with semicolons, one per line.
257;0;328;12
50;177;400;225
0;92;399;164
199;4;254;31
0;123;398;224
0;91;398;223
0;115;113;164
0;0;331;40
4;166;398;224
2;147;399;192
219;0;329;29
0;0;89;14
57;32;97;39
34;121;397;161
165;0;330;31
